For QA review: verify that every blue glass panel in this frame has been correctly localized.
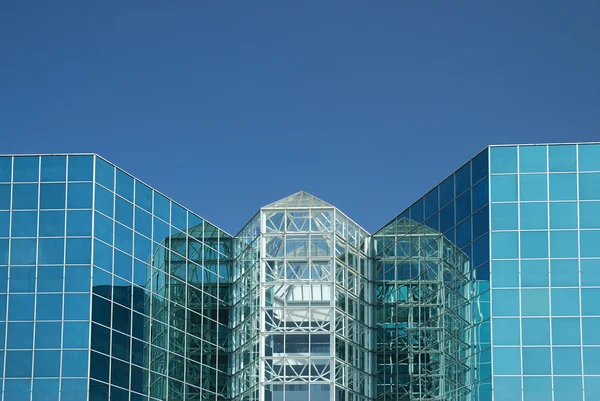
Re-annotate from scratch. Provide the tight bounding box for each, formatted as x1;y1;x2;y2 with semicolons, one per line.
522;347;551;374
552;317;581;345
582;288;600;315
62;322;88;349
585;377;600;401
11;211;38;237
578;143;600;171
491;318;519;345
89;379;109;401
490;146;517;174
553;347;582;374
95;185;114;217
494;377;521;401
580;173;600;200
550;231;579;258
492;347;520;374
41;155;66;182
549;173;577;200
111;331;130;361
5;350;32;377
0;211;8;237
472;177;489;211
65;265;90;292
492;289;519;316
10;266;36;292
549;202;577;228
456;218;471;248
551;259;579;287
13;156;39;182
0;294;5;319
12;184;38;209
521;289;549;316
115;196;133;228
439;202;454;233
114;223;133;254
34;350;61;377
521;260;548;287
66;238;91;264
580;201;600;228
134;207;152;238
456;190;471;223
116;169;134;201
32;378;59;400
520;231;548;258
95;157;114;190
64;293;90;320
581;230;600;257
36;294;63;320
94;212;113;244
581;259;600;286
439;175;454;207
154;192;170;223
7;322;34;348
35;322;62;349
472;206;488;239
523;376;552;401
549;144;577;172
66;210;92;237
0;266;7;291
520;202;548;229
555;377;583;401
111;358;130;389
10;238;37;264
455;163;471;195
172;202;188;232
39;211;65;237
90;351;110;382
153;218;169;244
134;234;151;261
38;238;65;264
491;232;518;259
0;239;8;265
582;318;600;345
491;175;517;202
91;296;111;326
40;183;65;209
4;379;32;398
37;266;63;292
473;235;489;269
67;155;93;181
552;288;580;316
133;261;149;287
67;183;93;208
91;323;110;354
62;350;88;377
519;174;547;201
114;250;132;281
0;156;11;182
491;203;517;230
0;184;10;209
135;181;152;213
93;241;113;274
519;145;547;173
491;260;519;288
521;318;550;345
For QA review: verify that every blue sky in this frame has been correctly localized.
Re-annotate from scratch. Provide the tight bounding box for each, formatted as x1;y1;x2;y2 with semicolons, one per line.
1;1;599;234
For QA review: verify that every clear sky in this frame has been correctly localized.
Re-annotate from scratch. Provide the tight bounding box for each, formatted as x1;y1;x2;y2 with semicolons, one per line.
1;1;599;234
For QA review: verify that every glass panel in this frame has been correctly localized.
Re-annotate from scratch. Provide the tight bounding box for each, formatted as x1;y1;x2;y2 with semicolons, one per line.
578;143;600;171
67;155;93;181
491;175;517;202
490;146;517;174
519;174;547;201
580;172;600;200
520;202;548;229
13;156;39;182
519;145;547;173
549;144;577;172
95;157;115;190
41;155;67;182
549;173;577;200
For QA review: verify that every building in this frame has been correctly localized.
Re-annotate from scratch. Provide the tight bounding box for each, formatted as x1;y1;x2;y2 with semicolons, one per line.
0;143;599;401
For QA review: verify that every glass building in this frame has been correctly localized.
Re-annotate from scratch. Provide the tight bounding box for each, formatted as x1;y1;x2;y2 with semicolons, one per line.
0;143;599;401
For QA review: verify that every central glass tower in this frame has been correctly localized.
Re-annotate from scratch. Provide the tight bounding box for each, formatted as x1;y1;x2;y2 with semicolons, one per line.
232;192;373;401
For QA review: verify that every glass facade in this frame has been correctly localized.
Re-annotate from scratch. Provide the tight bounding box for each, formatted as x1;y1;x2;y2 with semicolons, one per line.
0;143;598;400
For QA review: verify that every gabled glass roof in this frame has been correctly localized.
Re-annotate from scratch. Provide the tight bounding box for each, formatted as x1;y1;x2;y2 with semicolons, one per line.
263;191;333;209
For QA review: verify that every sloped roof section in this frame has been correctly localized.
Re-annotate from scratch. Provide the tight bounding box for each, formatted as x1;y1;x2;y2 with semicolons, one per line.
263;191;334;208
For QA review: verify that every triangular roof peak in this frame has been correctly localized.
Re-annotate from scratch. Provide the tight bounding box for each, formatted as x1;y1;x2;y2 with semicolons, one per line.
263;191;334;209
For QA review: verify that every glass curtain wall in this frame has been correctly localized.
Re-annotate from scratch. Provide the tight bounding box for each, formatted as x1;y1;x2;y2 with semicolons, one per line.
373;149;490;401
489;143;600;401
